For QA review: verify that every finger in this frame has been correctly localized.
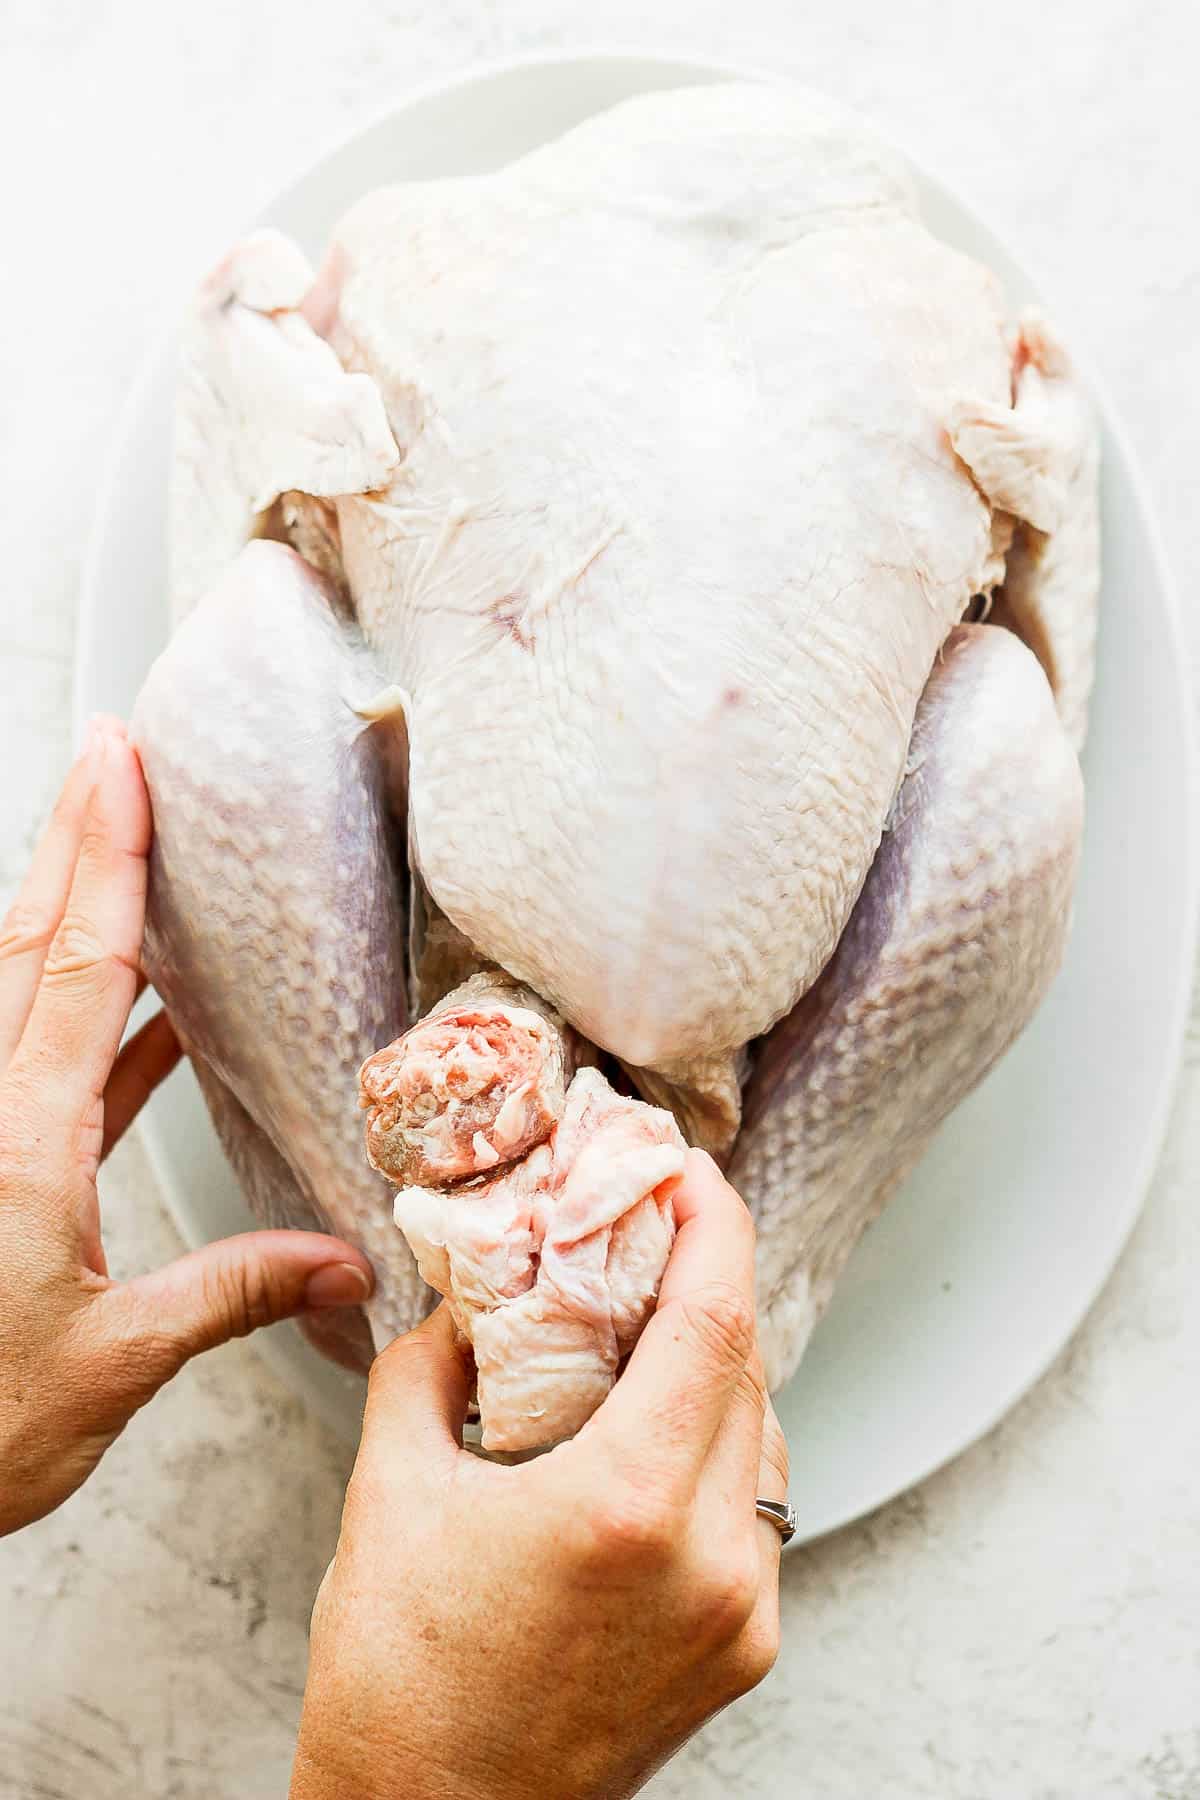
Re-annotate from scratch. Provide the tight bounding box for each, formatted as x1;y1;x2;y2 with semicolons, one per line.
581;1150;757;1497
695;1340;769;1529
359;1302;472;1470
92;1231;375;1402
101;1009;181;1160
754;1393;790;1570
0;732;105;1072
11;730;151;1130
721;1403;790;1701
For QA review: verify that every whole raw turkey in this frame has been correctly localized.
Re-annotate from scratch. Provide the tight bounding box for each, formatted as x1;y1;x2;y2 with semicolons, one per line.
132;84;1095;1451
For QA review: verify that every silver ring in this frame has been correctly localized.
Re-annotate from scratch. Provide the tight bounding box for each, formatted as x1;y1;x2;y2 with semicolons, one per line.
755;1498;797;1545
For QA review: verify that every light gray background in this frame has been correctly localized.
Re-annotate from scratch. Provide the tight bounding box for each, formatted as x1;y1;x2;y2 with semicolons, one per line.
1;4;1198;1797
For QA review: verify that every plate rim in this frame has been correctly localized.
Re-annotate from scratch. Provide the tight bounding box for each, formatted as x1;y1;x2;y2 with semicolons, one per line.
75;45;1200;1544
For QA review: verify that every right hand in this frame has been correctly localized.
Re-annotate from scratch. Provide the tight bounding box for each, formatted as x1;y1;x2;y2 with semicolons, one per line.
291;1151;788;1800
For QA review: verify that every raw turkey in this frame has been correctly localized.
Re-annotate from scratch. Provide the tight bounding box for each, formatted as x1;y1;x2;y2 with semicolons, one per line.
132;543;428;1350
136;82;1098;1451
393;1067;686;1452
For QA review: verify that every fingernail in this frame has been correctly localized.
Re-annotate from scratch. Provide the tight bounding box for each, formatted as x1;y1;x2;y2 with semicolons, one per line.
303;1261;373;1309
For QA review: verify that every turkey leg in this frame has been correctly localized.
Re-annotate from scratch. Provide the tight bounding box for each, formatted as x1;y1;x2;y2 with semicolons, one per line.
730;623;1084;1391
132;539;426;1349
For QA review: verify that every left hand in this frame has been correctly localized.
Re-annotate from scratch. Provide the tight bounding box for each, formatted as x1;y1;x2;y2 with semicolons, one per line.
0;718;376;1536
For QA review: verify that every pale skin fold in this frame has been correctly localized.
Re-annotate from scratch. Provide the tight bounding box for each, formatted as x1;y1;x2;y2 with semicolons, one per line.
169;229;400;625
948;311;1100;753
153;81;1100;1441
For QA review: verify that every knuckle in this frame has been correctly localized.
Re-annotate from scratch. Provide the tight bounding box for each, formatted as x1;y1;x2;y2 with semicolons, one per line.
726;1614;781;1697
671;1282;756;1374
581;1484;677;1570
692;1545;760;1645
42;915;113;988
77;824;111;870
215;1252;282;1339
202;1251;285;1342
0;900;56;966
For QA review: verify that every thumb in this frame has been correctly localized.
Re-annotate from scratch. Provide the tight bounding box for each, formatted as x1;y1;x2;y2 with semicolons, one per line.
360;1302;471;1464
96;1230;375;1397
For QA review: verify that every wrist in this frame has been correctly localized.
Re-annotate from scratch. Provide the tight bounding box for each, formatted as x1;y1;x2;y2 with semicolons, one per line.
291;1717;661;1800
291;1706;548;1800
291;1741;540;1800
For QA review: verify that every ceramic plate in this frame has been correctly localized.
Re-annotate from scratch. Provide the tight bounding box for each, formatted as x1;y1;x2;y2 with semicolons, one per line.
75;50;1198;1543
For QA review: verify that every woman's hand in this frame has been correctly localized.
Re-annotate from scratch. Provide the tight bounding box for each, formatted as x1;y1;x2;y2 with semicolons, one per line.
292;1152;788;1800
0;720;376;1536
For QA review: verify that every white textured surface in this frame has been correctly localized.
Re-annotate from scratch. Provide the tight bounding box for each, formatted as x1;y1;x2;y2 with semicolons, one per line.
1;5;1198;1797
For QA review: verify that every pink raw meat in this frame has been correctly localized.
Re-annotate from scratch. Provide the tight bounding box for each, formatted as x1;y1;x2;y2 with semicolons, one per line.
390;1068;685;1451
